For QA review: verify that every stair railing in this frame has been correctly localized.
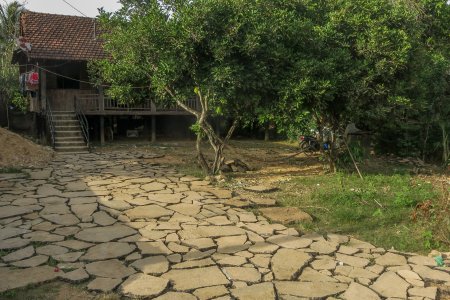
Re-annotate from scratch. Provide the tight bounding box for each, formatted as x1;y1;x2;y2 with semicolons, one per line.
74;96;90;149
45;99;56;149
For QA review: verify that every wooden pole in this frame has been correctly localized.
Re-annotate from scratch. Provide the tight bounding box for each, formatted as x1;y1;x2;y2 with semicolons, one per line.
151;115;156;143
100;116;105;146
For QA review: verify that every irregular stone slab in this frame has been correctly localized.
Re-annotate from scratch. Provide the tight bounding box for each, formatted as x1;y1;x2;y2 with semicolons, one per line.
141;182;166;192
59;268;89;283
131;256;169;275
223;267;261;283
2;245;35;262
40;204;71;215
342;282;381;300
271;249;311;280
198;226;246;238
346;238;375;249
40;214;79;226
125;205;173;221
375;252;407;266
217;235;249;254
0;265;59;292
71;203;97;220
75;224;137;242
69;197;98;205
53;226;80;236
36;245;68;256
224;198;251;208
0;206;36;219
167;203;201;216
162;266;230;291
148;193;184;204
259;207;312;224
154;292;197;300
249;198;277;206
217;255;247;266
23;231;64;242
53;251;84;262
181;238;216;250
336;253;370;268
335;266;378;280
92;211;116;226
81;242;135;261
172;258;215;269
248;242;279;254
194;285;228;300
310;240;338;254
231;282;275;300
55;240;94;250
137;241;172;255
27;169;52;180
275;281;348;298
408;255;437;266
0;237;31;250
11;255;48;267
310;258;337;270
408;286;437;299
411;264;450;282
99;199;132;211
88;277;122;292
86;259;136;278
244;185;278;193
298;267;338;282
120;273;169;298
205;216;232;226
0;227;30;240
371;271;409;298
182;248;214;261
267;235;312;249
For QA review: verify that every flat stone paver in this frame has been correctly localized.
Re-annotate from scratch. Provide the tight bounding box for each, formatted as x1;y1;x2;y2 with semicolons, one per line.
0;150;447;299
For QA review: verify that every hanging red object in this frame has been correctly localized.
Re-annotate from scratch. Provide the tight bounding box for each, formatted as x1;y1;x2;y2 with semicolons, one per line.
29;72;39;85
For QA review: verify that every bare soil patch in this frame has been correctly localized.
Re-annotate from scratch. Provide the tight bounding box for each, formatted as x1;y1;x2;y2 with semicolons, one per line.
0;128;53;169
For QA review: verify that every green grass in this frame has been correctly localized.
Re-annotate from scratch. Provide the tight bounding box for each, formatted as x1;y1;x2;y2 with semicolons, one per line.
275;172;444;253
0;167;23;173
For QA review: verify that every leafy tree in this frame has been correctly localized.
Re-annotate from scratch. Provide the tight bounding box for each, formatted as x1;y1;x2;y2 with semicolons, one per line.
92;0;315;174
275;0;423;171
0;1;24;124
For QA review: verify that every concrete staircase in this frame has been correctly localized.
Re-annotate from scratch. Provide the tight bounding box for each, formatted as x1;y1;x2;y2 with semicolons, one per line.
53;111;89;153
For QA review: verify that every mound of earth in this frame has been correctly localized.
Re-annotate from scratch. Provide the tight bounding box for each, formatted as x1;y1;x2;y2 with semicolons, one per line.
0;127;53;169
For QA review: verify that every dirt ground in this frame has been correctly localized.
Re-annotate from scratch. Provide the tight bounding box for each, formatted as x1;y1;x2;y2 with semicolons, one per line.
0;127;53;169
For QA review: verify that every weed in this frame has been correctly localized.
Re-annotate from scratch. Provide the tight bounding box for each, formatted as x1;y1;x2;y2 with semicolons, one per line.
0;167;23;173
275;172;445;253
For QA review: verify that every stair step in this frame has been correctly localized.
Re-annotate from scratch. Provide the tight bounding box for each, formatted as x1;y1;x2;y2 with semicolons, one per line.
55;146;89;153
55;141;87;147
55;126;81;131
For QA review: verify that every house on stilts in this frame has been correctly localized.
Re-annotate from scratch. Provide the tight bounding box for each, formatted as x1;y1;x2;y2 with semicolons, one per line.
12;11;198;152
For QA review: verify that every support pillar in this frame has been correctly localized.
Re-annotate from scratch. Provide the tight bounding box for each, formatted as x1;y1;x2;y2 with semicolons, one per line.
100;116;105;146
151;115;156;143
40;69;47;112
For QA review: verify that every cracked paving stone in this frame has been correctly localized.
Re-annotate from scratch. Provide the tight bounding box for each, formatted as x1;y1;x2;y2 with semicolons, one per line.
0;265;59;292
131;255;169;275
125;205;173;220
120;273;169;298
162;266;230;291
86;259;136;278
231;282;275;300
271;248;311;280
75;224;137;242
2;245;35;262
154;292;197;300
81;242;136;261
87;277;122;292
275;281;348;299
10;255;48;267
342;281;381;300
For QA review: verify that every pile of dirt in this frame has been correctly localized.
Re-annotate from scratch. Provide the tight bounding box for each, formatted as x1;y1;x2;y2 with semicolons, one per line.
0;127;54;169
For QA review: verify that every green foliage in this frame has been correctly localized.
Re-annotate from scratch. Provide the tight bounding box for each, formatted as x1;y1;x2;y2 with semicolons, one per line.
0;1;23;113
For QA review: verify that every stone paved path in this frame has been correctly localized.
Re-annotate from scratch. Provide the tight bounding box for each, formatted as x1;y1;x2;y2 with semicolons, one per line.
0;151;449;299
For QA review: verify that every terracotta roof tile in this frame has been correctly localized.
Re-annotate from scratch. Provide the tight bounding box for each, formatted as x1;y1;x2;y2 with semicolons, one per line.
20;11;106;61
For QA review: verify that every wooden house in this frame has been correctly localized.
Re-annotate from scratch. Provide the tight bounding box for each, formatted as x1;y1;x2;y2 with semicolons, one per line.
12;11;196;151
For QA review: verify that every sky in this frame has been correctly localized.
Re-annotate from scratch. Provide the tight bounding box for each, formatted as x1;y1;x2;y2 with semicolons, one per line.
18;0;122;17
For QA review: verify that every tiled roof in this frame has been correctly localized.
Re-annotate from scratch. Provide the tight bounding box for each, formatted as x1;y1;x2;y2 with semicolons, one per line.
20;11;106;61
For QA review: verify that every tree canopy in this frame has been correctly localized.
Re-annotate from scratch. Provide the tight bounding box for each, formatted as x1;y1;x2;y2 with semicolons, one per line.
92;0;450;171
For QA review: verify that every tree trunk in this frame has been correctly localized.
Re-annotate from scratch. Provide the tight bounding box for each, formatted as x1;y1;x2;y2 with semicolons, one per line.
264;122;270;141
172;87;238;175
439;121;449;165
